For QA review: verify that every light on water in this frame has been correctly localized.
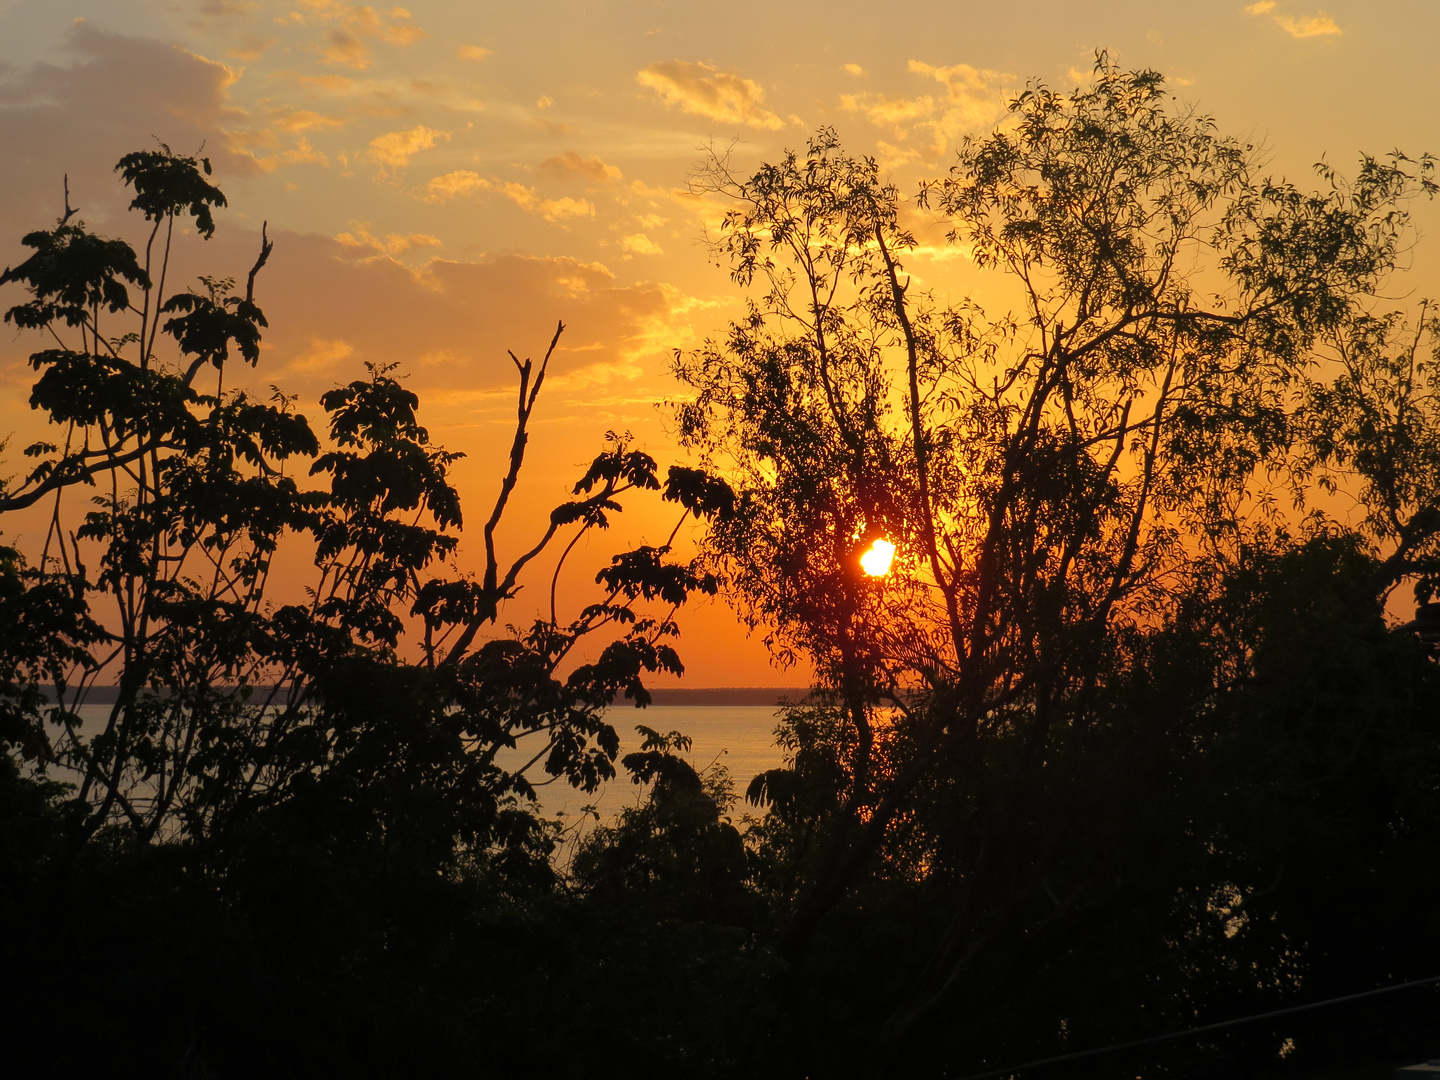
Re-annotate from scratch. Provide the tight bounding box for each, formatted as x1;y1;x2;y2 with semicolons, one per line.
65;703;786;827
497;704;787;823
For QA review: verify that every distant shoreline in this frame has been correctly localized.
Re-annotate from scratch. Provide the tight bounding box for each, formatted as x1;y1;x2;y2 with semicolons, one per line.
36;686;817;707
643;688;814;706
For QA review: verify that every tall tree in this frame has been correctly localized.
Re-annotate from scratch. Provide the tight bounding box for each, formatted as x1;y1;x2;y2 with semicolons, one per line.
0;146;731;858
677;57;1440;1070
0;144;738;1077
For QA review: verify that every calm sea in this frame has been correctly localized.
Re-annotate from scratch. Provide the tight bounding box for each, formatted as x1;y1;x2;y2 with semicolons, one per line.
504;704;787;822
60;702;789;826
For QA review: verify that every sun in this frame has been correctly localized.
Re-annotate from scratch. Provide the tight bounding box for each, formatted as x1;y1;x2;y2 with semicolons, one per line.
859;538;895;577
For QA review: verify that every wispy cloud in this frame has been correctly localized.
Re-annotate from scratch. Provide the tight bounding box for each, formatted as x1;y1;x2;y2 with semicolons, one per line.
840;59;1009;157
272;136;328;168
278;1;428;70
621;232;663;255
629;178;729;232
499;182;595;223
539;151;623;185
199;0;257;16
423;171;595;223
425;169;489;201
637;60;785;129
1275;12;1340;36
529;116;578;135
909;60;1011;128
269;106;346;133
368;124;449;167
335;222;441;254
286;72;357;92
1245;2;1341;38
227;35;278;62
287;336;355;374
224;101;344;171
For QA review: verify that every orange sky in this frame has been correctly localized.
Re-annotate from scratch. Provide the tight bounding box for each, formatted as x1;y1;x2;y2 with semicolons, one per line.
1;0;1437;685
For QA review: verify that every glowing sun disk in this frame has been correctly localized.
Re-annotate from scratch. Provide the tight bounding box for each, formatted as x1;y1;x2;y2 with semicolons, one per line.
860;538;895;577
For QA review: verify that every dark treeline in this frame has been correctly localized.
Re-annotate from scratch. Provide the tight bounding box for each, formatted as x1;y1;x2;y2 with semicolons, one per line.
4;58;1440;1078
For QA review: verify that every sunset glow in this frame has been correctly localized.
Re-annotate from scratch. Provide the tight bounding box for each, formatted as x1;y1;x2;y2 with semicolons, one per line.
0;0;1436;691
860;538;896;577
6;3;1440;1071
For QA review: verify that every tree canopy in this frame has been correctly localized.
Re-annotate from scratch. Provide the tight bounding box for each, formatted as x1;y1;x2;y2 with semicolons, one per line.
674;57;1440;1073
3;59;1440;1080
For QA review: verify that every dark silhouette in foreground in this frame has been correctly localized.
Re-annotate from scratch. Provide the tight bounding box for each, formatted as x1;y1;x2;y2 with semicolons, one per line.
3;58;1440;1079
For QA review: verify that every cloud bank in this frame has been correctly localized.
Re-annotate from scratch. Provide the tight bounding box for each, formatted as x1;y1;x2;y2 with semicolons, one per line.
637;61;785;130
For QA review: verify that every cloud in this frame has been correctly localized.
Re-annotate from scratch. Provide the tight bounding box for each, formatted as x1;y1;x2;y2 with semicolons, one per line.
457;44;492;60
621;233;663;256
840;59;1009;157
270;107;346;132
289;72;356;92
843;63;866;76
344;5;426;45
0;23;729;600
199;0;257;15
637;60;785;130
241;238;682;413
874;139;920;172
222;103;347;171
844;92;934;126
318;29;369;68
228;36;279;62
422;172;594;222
276;136;329;167
0;21;266;237
499;183;595;223
335;222;441;254
287;336;355;373
281;1;428;70
425;169;490;201
908;60;1011;129
528;116;577;135
538;151;622;185
3;222;689;454
1244;3;1341;37
1275;12;1341;36
368;124;449;167
629;178;729;232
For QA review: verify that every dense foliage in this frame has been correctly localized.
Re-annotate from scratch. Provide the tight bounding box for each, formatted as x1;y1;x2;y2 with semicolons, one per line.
4;59;1440;1079
671;57;1440;1076
0;145;735;1076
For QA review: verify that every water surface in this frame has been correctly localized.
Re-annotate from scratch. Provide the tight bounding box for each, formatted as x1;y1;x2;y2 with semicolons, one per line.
58;701;791;826
507;704;788;822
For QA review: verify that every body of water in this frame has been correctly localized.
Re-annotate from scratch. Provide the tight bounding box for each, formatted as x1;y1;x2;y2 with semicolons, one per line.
504;704;787;823
59;701;791;826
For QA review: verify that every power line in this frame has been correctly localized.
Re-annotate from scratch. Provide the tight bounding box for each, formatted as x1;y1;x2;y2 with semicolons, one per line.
955;973;1440;1080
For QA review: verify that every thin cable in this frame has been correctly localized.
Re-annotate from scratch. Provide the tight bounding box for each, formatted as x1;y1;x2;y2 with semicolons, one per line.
954;973;1440;1080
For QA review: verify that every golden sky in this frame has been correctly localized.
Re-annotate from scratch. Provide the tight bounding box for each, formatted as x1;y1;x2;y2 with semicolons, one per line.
1;0;1437;685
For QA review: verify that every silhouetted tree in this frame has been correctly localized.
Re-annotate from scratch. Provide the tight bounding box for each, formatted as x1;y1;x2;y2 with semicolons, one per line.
677;56;1440;1074
6;61;1440;1080
0;145;733;1076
